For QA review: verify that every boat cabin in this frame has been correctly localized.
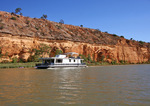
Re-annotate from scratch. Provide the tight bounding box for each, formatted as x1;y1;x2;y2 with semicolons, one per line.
41;54;83;65
36;52;86;68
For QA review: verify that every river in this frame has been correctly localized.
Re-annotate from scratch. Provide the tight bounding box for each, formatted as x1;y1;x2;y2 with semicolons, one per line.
0;64;150;105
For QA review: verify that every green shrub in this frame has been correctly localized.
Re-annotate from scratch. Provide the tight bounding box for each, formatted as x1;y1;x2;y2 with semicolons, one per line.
1;60;9;63
15;8;22;14
111;60;117;65
35;27;39;30
120;36;124;38
80;25;83;27
87;54;92;62
139;41;145;45
12;57;18;63
0;23;4;30
79;54;88;62
28;44;51;62
0;47;2;57
26;20;30;24
55;49;63;56
41;14;47;19
112;34;117;37
56;25;61;29
10;17;16;20
0;26;3;30
130;38;133;40
59;19;64;24
119;60;124;64
101;55;105;62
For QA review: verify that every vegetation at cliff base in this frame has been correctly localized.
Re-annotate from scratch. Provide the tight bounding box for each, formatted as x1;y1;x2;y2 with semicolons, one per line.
28;44;51;62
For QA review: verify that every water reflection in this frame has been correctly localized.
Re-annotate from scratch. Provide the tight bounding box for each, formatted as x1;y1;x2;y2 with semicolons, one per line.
0;65;150;105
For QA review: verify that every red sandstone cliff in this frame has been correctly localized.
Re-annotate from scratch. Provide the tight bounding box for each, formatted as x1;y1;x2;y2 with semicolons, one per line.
0;11;150;63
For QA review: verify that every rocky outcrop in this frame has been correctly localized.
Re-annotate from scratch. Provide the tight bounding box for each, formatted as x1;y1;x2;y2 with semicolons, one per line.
0;11;149;63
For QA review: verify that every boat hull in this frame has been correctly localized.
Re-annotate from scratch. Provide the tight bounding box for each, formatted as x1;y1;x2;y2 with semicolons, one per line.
36;64;87;69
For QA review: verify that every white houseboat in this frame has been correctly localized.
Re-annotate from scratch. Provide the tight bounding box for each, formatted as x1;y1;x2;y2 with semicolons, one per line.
36;52;87;69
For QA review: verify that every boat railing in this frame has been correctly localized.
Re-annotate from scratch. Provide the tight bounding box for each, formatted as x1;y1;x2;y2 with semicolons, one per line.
49;63;86;65
36;62;86;66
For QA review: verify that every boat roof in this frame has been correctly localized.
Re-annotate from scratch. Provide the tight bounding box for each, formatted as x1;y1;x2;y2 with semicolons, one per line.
63;52;78;56
39;52;83;60
39;57;83;60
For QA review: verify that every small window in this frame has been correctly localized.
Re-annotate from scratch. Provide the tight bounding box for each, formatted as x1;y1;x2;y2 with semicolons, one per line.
56;59;63;63
74;59;76;62
50;59;54;63
69;59;71;62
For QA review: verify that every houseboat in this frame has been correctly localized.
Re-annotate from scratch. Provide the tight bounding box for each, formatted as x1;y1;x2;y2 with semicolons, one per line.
35;52;87;69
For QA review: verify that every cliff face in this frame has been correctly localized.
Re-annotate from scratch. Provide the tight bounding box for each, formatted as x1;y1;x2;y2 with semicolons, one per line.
0;11;150;63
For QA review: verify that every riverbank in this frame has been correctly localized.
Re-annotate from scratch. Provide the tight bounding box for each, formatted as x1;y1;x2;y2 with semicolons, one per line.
0;62;40;68
0;62;149;69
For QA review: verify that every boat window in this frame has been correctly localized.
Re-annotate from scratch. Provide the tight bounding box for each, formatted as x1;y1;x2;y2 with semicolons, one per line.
44;60;48;64
69;59;71;62
56;59;63;63
81;60;83;63
50;59;54;63
74;59;76;62
47;60;51;63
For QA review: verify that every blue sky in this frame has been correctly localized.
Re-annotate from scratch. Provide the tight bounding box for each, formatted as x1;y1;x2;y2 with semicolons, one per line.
0;0;150;42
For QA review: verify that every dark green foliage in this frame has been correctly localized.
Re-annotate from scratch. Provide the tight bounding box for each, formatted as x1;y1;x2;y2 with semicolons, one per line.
35;27;39;30
26;20;30;24
59;19;64;24
5;52;8;57
15;8;22;14
55;49;63;56
0;62;40;68
10;17;16;20
96;29;100;31
87;54;92;62
92;54;95;61
94;29;101;34
112;34;117;37
139;41;145;45
1;60;9;63
28;44;51;62
101;55;105;62
79;54;88;62
0;25;4;30
56;25;61;29
120;36;124;38
0;47;2;57
43;14;47;19
119;60;124;64
12;57;18;63
40;32;45;36
41;14;47;19
80;25;83;27
111;60;117;65
130;38;133;40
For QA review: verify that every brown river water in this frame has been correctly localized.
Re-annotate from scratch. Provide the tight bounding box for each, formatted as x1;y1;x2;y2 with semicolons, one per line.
0;64;150;105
